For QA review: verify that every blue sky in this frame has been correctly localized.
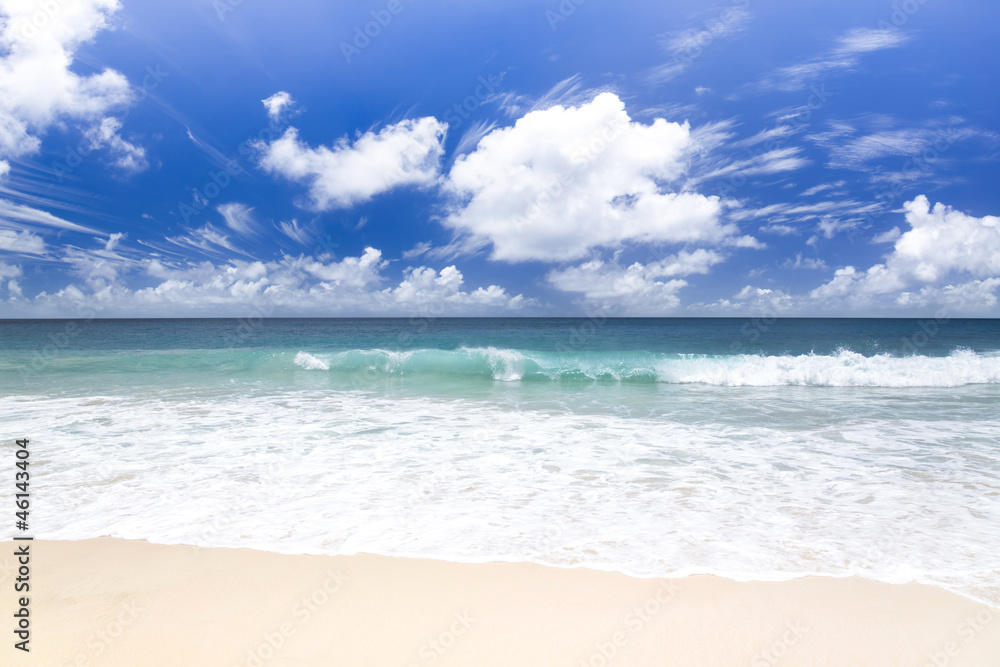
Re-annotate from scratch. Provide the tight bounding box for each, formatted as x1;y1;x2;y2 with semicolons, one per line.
1;0;998;317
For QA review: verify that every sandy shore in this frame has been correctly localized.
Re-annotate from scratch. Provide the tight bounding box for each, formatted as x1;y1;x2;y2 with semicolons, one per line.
0;539;997;666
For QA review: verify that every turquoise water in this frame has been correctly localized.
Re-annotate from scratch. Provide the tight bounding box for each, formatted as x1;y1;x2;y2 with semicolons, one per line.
2;318;999;603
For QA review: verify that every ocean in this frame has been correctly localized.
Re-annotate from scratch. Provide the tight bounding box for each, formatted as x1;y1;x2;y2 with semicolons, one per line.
2;318;999;604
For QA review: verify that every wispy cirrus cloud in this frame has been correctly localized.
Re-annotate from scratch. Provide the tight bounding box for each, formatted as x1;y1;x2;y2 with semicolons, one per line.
805;116;995;173
647;4;752;84
0;199;101;234
217;202;260;237
749;27;910;93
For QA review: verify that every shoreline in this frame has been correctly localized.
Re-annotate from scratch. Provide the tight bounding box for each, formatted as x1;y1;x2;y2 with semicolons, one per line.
2;538;998;666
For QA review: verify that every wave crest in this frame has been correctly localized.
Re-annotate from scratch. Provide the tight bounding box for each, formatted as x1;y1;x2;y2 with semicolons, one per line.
291;348;1000;387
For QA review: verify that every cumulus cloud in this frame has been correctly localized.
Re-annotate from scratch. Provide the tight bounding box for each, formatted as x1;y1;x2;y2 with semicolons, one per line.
262;91;295;121
0;260;20;278
442;92;736;263
693;285;795;316
546;249;725;313
0;229;46;255
0;0;132;160
255;117;447;210
84;117;148;173
8;247;528;317
811;196;1000;302
691;197;1000;316
0;259;21;295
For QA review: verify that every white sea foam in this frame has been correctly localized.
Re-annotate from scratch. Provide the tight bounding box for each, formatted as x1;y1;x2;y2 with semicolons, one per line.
656;349;1000;387
293;351;329;370
2;386;998;605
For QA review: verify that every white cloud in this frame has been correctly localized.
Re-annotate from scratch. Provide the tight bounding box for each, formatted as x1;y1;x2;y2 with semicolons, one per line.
692;198;1000;316
262;91;295;121
648;7;751;83
806;120;989;172
731;198;881;240
217;203;259;237
730;124;797;148
688;146;809;185
835;27;909;55
693;285;794;316
277;219;310;245
0;229;46;255
443;92;737;263
0;0;132;159
810;196;1000;305
10;247;528;317
255;117;447;210
492;74;607;119
104;232;125;251
166;224;241;256
547;249;725;313
0;160;9;178
453;119;498;157
781;253;827;270
872;226;901;244
800;181;846;197
0;259;22;296
84;117;148;173
0;260;21;278
754;27;909;92
893;280;1000;311
0;198;100;233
